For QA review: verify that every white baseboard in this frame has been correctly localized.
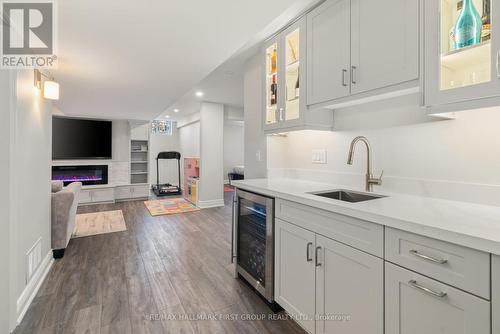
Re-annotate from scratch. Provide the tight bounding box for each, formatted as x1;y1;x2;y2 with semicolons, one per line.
198;198;225;208
16;250;53;326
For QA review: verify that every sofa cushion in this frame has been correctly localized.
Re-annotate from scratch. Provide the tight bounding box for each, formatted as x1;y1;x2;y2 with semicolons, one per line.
51;180;64;193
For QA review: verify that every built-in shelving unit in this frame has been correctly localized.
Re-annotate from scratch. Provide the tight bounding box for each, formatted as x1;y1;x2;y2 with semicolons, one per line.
131;139;149;184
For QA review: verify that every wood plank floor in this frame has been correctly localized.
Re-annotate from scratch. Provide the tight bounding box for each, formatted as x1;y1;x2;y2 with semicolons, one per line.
14;193;306;334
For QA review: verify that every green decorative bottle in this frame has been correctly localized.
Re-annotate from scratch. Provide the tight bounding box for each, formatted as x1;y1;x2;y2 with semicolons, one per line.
454;0;482;49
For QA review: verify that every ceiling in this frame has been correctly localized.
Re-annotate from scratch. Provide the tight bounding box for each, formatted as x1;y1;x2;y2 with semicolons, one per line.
54;0;312;121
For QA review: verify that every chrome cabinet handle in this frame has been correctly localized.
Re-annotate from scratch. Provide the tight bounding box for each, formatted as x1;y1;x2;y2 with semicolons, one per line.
279;108;284;122
351;66;357;84
496;50;500;78
342;69;348;87
315;246;322;267
409;250;448;264
306;242;313;262
408;280;447;298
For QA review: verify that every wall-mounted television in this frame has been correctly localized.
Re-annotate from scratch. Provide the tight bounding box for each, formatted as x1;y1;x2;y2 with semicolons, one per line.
52;117;112;160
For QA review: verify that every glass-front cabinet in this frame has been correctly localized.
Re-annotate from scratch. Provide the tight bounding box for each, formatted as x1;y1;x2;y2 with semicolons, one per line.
264;17;307;131
425;0;500;106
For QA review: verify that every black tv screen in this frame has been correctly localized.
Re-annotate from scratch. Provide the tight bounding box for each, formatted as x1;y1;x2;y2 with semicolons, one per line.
52;117;112;160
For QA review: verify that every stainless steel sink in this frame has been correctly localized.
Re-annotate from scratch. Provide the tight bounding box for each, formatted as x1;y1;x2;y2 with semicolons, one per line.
310;189;386;203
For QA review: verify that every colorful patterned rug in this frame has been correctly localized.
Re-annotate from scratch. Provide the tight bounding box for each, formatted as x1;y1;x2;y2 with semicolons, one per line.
73;210;127;238
144;198;200;216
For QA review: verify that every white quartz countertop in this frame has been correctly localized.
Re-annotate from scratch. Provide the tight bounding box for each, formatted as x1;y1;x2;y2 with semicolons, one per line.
232;178;500;255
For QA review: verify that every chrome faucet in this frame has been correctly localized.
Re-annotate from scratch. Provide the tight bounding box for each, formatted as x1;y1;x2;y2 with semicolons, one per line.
347;136;383;192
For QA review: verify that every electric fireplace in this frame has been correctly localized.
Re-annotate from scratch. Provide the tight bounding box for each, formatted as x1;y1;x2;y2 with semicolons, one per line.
52;165;108;186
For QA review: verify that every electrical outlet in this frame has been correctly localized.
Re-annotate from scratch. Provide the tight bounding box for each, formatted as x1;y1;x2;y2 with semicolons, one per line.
26;238;42;283
312;149;327;164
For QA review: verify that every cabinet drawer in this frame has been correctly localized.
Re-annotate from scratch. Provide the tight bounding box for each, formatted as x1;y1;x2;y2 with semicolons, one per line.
131;185;150;198
90;188;115;203
79;190;92;204
115;186;132;200
385;227;490;299
276;199;383;257
385;262;490;334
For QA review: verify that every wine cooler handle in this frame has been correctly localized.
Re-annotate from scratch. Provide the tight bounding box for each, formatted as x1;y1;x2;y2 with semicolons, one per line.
315;246;322;267
342;69;348;87
231;195;237;264
351;66;357;84
306;242;313;262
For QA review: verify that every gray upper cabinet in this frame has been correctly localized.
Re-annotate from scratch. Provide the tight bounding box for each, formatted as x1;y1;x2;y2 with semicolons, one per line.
306;0;351;105
385;262;490;334
306;0;419;107
424;0;500;110
263;17;334;134
350;0;419;95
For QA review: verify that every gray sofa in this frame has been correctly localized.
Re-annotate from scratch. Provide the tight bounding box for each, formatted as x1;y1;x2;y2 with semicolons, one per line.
51;181;82;259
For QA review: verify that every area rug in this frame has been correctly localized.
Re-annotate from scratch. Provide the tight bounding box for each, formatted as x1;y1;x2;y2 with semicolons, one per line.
73;210;127;238
144;198;200;216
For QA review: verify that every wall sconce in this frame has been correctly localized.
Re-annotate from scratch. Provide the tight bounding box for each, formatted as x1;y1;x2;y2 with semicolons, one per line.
43;81;59;100
34;69;60;100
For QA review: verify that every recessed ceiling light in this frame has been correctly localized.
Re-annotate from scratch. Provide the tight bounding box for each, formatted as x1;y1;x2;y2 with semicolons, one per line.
165;115;170;118
173;108;179;113
195;91;204;97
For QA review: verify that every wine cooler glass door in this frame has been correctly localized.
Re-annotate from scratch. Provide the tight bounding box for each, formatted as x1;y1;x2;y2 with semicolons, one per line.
238;198;267;285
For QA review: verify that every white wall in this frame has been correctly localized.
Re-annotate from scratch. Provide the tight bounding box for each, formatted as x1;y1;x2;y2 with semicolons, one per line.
199;102;224;207
179;120;200;158
0;71;12;334
5;70;53;331
178;119;200;188
267;94;500;205
223;121;244;182
244;53;267;179
149;124;181;186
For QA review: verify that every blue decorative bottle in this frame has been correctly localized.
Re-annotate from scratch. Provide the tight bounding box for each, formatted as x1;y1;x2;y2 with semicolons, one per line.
454;0;483;49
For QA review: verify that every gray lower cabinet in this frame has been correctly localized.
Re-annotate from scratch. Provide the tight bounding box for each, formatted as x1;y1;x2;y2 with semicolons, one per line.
275;218;316;334
275;218;383;334
385;262;490;334
315;235;383;334
493;255;500;334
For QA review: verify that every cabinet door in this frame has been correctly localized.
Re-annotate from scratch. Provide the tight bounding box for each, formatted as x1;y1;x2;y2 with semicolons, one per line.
424;0;500;106
115;186;132;200
493;255;500;334
385;262;490;334
90;188;115;203
263;38;281;131
351;0;419;94
131;123;149;141
315;235;383;334
275;219;316;334
306;0;351;105
131;185;150;198
281;17;306;128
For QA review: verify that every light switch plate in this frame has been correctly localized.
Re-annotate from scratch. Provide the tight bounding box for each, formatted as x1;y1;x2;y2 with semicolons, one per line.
312;149;327;164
